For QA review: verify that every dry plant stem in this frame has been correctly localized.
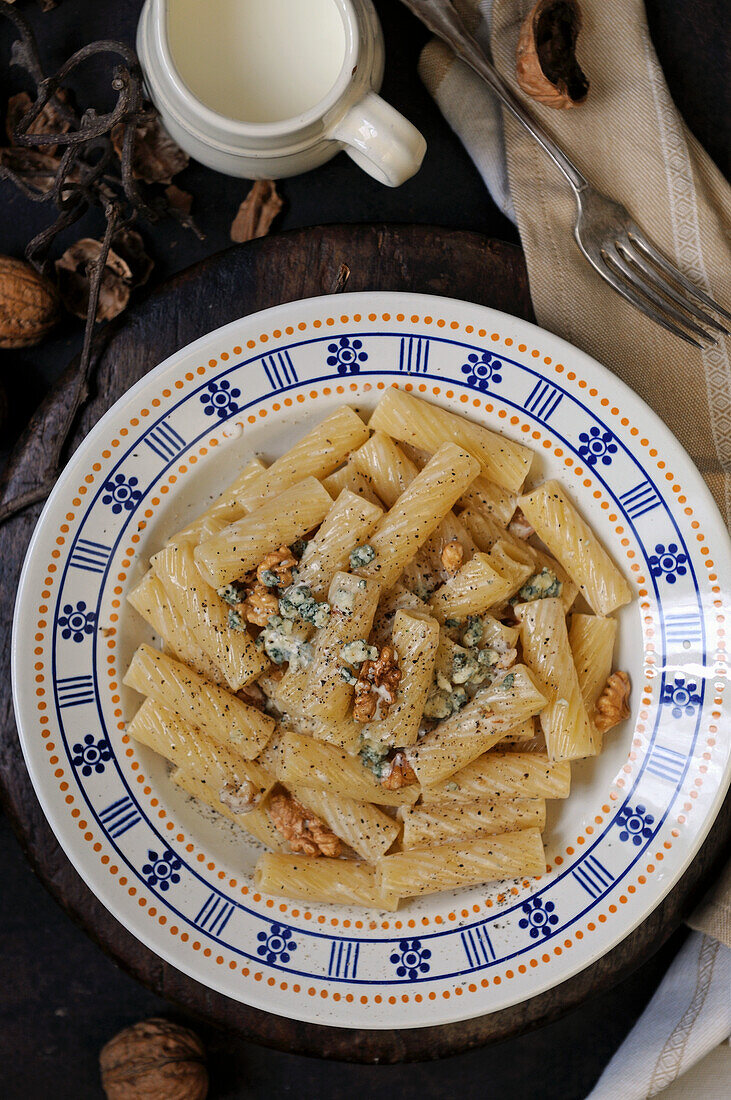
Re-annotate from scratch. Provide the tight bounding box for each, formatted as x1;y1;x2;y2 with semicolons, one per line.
0;1;200;526
0;481;58;524
330;263;350;293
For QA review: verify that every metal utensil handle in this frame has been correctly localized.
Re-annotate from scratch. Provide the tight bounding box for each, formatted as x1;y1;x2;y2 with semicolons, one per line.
401;0;589;194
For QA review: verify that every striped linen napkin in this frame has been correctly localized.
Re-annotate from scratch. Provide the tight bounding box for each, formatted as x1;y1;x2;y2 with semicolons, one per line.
419;2;731;1095
419;0;731;527
588;864;731;1097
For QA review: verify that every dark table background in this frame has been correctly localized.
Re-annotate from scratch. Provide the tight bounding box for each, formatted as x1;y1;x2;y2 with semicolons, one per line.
0;1;728;1097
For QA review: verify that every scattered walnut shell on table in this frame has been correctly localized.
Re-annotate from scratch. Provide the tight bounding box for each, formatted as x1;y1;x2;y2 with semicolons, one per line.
55;230;152;323
0;256;61;348
230;179;284;243
99;1017;208;1100
111;114;189;185
516;0;589;109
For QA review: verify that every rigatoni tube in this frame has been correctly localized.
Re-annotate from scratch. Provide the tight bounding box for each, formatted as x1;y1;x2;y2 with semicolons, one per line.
420;752;572;804
378;828;546;896
124;644;274;759
518;481;631;615
294;490;383;600
194;476;332;587
255;852;399;910
408;664;547;786
232;406;369;513
353;442;480;590
517;598;596;761
278;730;420;807
362;610;439;747
305;572;381;721
152;541;268;690
400;799;546;849
369;388;533;491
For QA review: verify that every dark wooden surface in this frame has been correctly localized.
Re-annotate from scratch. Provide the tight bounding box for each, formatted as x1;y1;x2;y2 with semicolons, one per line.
1;224;729;1067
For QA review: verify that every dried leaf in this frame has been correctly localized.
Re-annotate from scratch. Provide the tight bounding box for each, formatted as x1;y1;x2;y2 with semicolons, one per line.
164;183;192;215
111;114;189;184
0;146;62;193
6;89;72;154
230;179;283;244
56;238;133;322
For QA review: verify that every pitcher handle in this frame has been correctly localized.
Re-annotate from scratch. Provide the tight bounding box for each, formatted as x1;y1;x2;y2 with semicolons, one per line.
330;90;426;187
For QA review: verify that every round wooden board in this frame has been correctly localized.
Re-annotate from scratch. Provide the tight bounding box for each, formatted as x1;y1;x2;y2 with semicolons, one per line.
1;224;728;1063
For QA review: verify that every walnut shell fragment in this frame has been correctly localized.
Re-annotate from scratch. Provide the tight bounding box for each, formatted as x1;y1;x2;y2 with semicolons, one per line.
0;256;61;348
99;1017;208;1100
230;179;284;243
516;0;589;109
55;230;152;322
112;114;189;184
0;146;63;195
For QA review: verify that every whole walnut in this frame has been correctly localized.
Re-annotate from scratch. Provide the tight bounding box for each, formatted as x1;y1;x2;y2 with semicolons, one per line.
0;256;60;348
99;1017;208;1100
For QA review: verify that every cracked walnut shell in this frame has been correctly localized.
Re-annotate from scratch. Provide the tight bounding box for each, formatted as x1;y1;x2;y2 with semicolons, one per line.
516;0;589;109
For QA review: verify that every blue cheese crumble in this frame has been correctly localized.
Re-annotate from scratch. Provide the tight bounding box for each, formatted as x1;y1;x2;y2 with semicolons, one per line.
358;736;390;778
259;569;281;588
514;568;562;604
331;577;367;616
349;543;376;570
340;639;379;665
256;615;313;670
423;684;468;720
278;583;330;629
227;608;246;631
218;581;248;606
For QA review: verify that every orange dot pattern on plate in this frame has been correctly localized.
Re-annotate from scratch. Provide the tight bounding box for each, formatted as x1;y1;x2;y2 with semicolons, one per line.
30;316;724;1004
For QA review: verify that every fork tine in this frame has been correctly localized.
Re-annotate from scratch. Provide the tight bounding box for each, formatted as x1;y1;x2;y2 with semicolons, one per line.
628;231;731;323
597;252;705;349
606;248;715;342
619;240;729;335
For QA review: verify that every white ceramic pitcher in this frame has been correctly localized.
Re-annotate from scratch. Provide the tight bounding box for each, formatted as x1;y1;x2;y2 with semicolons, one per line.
136;0;427;185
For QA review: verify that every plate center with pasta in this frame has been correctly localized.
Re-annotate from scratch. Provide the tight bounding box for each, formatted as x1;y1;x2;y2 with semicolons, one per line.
13;293;730;1028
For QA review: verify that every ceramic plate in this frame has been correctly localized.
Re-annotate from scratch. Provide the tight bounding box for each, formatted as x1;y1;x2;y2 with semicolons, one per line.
13;292;730;1029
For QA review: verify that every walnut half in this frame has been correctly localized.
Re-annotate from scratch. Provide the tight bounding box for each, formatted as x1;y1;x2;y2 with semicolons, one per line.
268;791;341;857
256;545;297;589
353;644;402;722
595;670;631;733
516;0;589;109
380;752;418;790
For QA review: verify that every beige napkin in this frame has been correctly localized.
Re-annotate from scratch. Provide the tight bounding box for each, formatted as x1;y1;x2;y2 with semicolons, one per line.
420;0;731;526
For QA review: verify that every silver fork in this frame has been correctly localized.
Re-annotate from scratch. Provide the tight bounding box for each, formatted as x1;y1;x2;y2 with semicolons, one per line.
400;0;730;348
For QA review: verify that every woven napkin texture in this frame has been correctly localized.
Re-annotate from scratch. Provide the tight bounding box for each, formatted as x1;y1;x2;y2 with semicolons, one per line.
420;0;731;526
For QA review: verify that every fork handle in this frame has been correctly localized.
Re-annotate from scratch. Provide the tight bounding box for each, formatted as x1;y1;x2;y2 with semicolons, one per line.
400;0;589;195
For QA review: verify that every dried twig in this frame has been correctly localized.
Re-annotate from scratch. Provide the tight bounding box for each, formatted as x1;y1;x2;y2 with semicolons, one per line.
330;263;350;293
0;1;201;526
